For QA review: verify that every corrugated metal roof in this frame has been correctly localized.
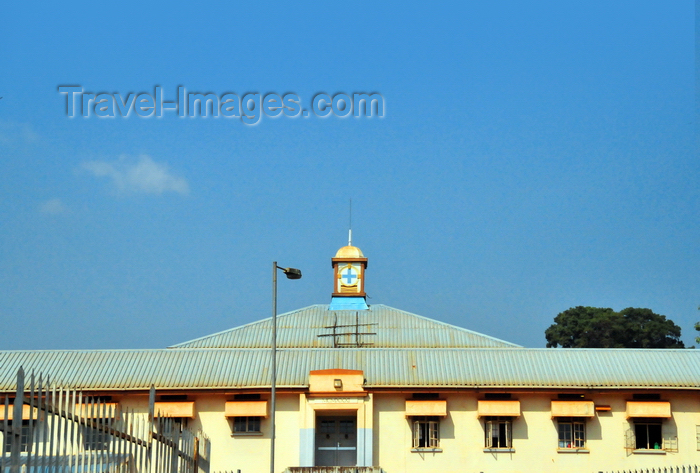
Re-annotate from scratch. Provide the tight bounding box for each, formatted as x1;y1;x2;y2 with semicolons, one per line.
169;304;519;349
1;348;698;391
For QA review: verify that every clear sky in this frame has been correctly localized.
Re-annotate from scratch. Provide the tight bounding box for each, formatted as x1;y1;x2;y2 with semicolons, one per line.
0;1;696;350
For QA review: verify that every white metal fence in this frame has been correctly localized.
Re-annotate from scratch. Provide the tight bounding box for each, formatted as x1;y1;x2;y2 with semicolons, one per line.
0;368;210;473
598;465;700;473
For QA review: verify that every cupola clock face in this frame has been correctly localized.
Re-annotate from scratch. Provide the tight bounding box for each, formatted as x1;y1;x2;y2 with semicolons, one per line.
336;263;363;294
339;265;359;285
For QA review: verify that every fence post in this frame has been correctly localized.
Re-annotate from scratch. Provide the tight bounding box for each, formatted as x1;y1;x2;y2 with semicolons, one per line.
193;436;199;473
25;373;36;473
148;385;156;473
10;368;25;473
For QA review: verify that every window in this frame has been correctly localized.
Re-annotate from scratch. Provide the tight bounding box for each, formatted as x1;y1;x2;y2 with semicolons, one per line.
3;420;31;453
625;419;677;453
159;395;187;402
632;393;661;401
634;421;663;450
412;416;439;449
484;393;512;400
339;419;354;435
158;417;188;439
233;394;261;400
557;393;585;400
232;416;261;434
82;424;110;451
3;420;50;453
696;425;700;451
485;417;513;449
558;419;586;449
411;393;439;400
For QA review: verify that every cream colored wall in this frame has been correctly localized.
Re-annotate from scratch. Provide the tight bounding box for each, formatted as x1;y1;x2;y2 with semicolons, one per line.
194;393;299;473
119;393;300;473
374;392;700;473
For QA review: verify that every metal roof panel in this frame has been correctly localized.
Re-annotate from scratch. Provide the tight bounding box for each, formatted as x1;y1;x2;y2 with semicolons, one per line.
169;305;519;349
1;348;698;391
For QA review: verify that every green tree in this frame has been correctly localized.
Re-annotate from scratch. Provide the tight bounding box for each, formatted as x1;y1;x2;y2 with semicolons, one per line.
545;306;624;348
695;306;699;344
617;307;684;348
545;306;684;348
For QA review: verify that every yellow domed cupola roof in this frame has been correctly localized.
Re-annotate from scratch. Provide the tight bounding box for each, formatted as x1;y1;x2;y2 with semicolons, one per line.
334;245;365;258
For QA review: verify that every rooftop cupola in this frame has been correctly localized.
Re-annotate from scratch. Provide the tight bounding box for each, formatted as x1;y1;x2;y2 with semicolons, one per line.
329;233;369;310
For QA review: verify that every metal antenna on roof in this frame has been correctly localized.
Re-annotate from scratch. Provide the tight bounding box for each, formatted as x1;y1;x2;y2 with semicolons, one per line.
348;198;352;246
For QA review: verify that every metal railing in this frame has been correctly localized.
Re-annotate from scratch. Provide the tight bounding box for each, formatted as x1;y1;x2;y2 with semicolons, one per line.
0;368;210;473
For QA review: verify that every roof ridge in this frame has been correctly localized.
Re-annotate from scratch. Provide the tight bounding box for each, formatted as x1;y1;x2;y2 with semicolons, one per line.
168;304;326;348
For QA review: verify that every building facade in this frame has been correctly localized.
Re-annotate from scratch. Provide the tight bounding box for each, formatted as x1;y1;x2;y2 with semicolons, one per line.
1;244;699;473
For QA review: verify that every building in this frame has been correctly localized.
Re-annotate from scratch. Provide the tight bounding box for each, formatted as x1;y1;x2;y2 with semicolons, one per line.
1;243;700;473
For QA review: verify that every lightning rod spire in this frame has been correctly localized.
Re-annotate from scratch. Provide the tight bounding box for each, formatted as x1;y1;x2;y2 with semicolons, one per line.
348;199;352;246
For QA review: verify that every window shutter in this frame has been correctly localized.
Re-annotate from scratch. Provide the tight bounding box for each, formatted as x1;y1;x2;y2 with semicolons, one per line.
663;435;678;453
624;427;636;453
573;422;585;448
505;419;511;448
413;420;419;448
485;420;493;448
429;421;439;448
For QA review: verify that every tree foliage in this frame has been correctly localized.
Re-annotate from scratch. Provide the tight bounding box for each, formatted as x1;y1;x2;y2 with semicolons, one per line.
545;306;684;348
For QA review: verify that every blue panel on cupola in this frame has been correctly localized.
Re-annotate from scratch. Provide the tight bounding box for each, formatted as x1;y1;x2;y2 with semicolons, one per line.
329;297;369;311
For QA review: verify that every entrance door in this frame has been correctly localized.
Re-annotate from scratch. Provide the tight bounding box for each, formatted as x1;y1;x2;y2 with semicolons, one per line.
315;415;357;466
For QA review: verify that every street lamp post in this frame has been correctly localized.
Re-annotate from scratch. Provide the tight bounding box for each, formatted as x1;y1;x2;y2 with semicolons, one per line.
271;262;301;473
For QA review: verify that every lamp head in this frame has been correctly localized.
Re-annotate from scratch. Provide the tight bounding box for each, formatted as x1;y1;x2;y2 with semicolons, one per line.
282;267;302;279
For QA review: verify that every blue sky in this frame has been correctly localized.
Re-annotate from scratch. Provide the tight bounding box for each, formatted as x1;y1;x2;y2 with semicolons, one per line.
0;1;696;349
